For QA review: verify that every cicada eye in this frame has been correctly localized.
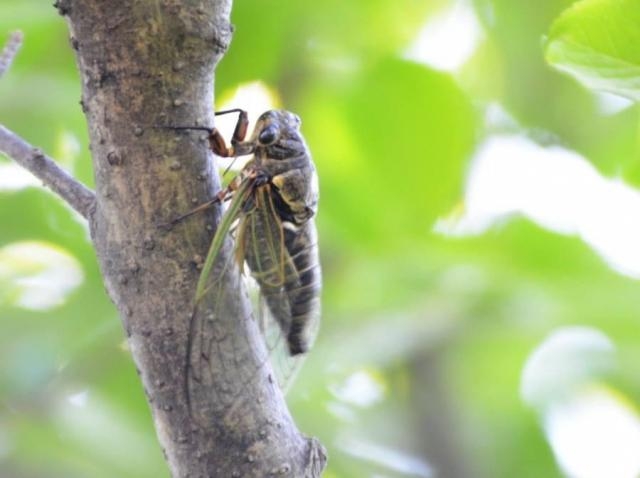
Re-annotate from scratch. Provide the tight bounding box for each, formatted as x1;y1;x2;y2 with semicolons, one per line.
258;124;279;145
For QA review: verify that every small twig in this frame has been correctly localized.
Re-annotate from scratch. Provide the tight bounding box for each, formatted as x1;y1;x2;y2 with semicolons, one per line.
0;125;96;218
0;31;23;79
0;31;95;218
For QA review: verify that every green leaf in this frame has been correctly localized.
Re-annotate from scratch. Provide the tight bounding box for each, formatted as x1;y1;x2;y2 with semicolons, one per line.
298;58;477;249
545;0;640;100
220;0;434;92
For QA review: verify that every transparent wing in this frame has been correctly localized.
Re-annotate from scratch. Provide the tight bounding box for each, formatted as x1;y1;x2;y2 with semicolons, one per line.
186;177;269;425
241;184;312;391
256;294;307;394
194;177;254;302
187;179;317;426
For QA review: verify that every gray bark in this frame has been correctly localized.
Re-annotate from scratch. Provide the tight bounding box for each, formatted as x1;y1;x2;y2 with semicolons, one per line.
6;0;328;476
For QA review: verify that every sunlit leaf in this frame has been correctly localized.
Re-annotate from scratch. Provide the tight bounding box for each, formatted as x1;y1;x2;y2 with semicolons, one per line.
0;161;39;191
546;0;640;101
0;241;83;310
439;134;640;278
520;326;615;409
543;387;640;478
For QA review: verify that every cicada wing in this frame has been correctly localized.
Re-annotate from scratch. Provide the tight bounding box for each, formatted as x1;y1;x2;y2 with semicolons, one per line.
194;177;254;301
241;184;311;392
242;185;296;334
256;295;307;394
186;177;268;425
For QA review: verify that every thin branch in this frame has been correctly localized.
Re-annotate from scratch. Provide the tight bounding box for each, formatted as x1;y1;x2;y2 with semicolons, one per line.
0;125;95;218
0;31;95;218
0;31;23;79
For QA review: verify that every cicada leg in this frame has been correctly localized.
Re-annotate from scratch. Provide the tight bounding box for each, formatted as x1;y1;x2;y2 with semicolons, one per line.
159;161;251;230
210;108;256;158
157;109;257;229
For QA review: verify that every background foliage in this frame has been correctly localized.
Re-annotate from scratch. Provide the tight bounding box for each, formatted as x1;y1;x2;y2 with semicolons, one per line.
2;0;640;477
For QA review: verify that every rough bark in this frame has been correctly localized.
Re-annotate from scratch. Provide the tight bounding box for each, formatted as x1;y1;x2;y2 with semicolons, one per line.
1;1;327;476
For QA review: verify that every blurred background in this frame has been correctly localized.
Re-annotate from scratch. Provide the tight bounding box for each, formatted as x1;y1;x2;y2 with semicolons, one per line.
2;0;640;477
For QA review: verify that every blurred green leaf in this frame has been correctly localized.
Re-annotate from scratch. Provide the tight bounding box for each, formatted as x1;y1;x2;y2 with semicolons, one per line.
546;0;640;101
299;58;476;250
221;0;435;93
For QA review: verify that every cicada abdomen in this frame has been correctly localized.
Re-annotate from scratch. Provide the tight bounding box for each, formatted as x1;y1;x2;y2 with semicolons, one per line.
241;181;321;356
282;219;321;354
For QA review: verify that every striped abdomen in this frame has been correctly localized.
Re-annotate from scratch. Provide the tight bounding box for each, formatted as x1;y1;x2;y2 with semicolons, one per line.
241;185;321;355
282;221;321;354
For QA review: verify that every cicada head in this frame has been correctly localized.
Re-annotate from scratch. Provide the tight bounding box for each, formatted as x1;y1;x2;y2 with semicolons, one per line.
251;110;308;160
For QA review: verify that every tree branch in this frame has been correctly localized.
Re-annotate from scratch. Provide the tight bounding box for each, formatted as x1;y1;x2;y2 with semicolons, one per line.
0;31;22;79
4;5;326;475
0;125;96;218
45;0;328;476
0;31;95;218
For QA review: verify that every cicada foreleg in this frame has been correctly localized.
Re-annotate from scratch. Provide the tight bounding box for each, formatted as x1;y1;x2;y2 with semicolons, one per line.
210;108;255;158
158;109;257;229
159;192;227;229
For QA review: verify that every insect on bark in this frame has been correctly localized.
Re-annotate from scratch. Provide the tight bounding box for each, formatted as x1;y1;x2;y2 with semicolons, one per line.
166;109;321;414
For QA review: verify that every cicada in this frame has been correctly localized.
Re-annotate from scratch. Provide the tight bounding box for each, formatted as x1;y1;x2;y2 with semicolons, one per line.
169;109;321;407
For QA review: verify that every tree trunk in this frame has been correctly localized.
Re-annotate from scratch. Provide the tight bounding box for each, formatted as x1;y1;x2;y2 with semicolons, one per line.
47;0;326;476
